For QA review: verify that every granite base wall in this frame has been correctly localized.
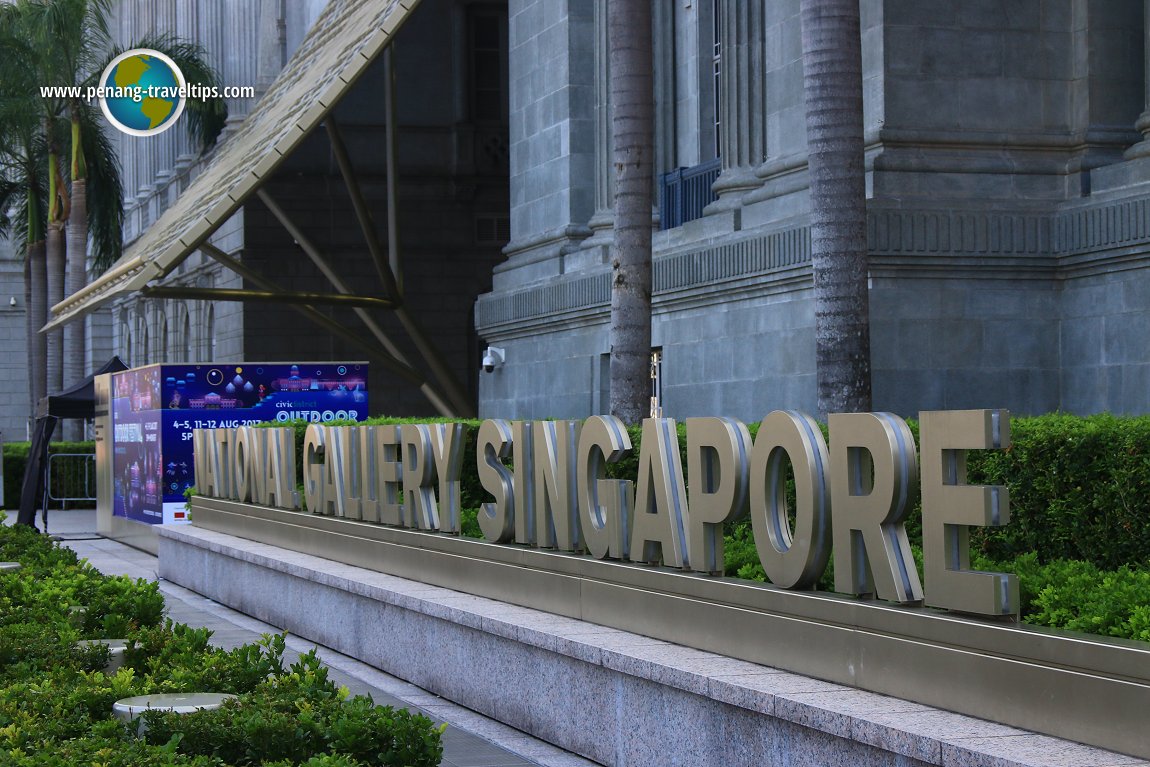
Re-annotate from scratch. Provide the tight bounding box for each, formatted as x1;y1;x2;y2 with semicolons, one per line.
157;525;1147;767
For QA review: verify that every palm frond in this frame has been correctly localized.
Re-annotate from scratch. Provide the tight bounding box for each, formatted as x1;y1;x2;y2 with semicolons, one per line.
76;101;122;271
118;32;229;152
0;150;48;254
0;0;49;252
0;4;40;102
0;176;18;237
26;0;112;92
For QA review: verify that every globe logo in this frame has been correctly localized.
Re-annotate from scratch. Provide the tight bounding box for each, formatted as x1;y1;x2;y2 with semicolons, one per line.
98;49;187;136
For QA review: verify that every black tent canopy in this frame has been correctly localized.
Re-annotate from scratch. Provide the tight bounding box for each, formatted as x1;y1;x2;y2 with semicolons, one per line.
34;356;129;419
18;356;128;527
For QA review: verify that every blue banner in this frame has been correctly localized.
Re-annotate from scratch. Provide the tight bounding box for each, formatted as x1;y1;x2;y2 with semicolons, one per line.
112;362;369;525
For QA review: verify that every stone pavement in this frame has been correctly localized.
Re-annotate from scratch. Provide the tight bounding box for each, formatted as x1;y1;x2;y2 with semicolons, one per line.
30;509;599;767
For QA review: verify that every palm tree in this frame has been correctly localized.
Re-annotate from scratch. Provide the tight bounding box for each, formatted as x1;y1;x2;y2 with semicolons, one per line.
0;2;50;419
0;126;49;422
800;0;872;418
33;0;117;398
27;0;226;399
44;114;67;400
608;0;655;424
3;0;226;429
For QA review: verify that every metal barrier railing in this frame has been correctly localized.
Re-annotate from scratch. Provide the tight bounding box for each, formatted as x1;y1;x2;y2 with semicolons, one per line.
659;158;721;230
47;452;97;504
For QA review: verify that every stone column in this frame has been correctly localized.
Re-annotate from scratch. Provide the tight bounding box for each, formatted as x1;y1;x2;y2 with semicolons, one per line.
223;0;259;129
172;0;197;188
256;0;282;98
199;0;223;68
586;0;670;244
200;0;225;141
501;0;595;267
708;0;766;208
652;0;676;228
136;0;156;200
1124;0;1150;159
154;0;177;191
114;4;134;229
584;0;614;245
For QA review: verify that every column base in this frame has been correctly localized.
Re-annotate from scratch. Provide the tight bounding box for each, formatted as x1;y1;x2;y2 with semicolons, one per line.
1124;112;1150;159
703;167;761;215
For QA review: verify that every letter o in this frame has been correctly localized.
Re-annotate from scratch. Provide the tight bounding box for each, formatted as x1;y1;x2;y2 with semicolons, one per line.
748;410;832;589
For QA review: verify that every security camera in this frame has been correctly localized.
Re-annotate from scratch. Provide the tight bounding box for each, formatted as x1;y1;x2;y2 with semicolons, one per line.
482;346;504;373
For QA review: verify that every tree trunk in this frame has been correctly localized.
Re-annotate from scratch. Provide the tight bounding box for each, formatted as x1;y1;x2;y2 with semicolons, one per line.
23;254;32;425
63;178;88;440
608;0;654;424
800;0;872;419
29;239;48;419
64;178;86;386
45;222;65;397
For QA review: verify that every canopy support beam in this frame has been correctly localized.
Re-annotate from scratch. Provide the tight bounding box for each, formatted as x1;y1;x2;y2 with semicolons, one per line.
140;286;396;309
323;112;474;417
325;112;400;301
198;243;456;417
383;45;403;296
256;187;475;417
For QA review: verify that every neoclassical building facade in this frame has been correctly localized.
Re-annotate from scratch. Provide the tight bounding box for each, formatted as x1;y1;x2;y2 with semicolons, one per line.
8;0;1149;433
475;0;1150;421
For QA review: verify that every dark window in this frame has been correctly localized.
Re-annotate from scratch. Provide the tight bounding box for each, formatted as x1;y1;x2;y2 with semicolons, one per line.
475;214;511;245
469;6;508;123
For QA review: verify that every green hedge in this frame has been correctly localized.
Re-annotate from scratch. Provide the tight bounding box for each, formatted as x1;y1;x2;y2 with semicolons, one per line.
275;414;1150;570
266;414;1150;642
965;414;1150;569
974;551;1150;641
0;517;444;766
2;440;96;511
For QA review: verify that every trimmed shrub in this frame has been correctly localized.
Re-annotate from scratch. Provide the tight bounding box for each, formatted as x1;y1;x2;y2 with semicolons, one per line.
0;515;445;767
977;552;1150;641
0;724;220;767
965;413;1150;569
141;650;443;767
2;440;96;511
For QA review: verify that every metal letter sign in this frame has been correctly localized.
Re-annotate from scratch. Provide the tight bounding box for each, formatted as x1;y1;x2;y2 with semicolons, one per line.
402;424;440;530
577;416;633;560
533;420;582;551
631;418;690;568
920;410;1018;616
376;425;404;526
263;428;295;510
195;409;1019;618
829;413;923;603
685;417;751;574
303;424;326;515
512;421;536;545
749;411;832;589
477;419;515;542
430;423;465;535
